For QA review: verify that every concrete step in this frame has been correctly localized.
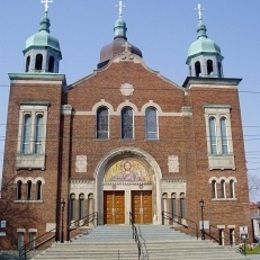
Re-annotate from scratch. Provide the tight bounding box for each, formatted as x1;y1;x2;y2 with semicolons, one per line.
32;225;248;260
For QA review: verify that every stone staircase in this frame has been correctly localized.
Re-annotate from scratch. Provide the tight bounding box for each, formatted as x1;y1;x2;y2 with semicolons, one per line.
32;225;249;260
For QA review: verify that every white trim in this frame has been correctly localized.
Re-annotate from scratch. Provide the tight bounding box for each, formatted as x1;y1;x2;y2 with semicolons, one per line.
141;101;163;115
28;228;37;233
17;228;26;233
14;200;43;203
228;225;236;229
11;80;62;85
217;225;225;229
189;84;237;90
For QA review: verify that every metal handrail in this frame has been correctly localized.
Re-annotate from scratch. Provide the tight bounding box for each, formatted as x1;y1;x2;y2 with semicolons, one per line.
162;211;199;240
206;224;220;243
19;226;56;260
129;212;148;260
19;212;98;260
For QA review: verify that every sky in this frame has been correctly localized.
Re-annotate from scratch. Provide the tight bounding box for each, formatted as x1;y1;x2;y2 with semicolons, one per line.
0;0;260;201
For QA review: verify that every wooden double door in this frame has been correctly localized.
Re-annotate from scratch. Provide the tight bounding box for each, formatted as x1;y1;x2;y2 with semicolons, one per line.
104;191;125;224
132;191;152;224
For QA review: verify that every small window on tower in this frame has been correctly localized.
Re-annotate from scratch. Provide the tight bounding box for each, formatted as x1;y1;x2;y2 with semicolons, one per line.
207;60;213;75
195;61;201;77
35;54;43;71
48;56;55;72
26;56;30;72
16;104;48;170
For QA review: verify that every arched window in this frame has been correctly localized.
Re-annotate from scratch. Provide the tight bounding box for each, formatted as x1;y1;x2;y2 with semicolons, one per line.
145;107;158;140
220;180;226;198
48;56;55;72
195;61;201;77
79;194;85;219
230;180;235;198
97;107;108;139
26;56;30;72
22;114;32;154
211;180;217;199
70;194;76;221
180;193;186;218
121;107;133;139
16;181;22;200
36;181;42;200
207;60;213;75
220;117;228;154
27;181;32;200
171;193;177;218
35;54;43;71
35;114;44;154
209;117;217;154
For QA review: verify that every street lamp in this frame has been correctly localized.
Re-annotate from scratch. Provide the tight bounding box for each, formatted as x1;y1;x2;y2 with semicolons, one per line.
199;199;205;240
61;199;66;243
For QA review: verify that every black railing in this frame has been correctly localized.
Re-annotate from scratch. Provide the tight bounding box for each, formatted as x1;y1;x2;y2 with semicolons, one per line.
162;211;199;240
19;212;98;260
19;226;56;260
206;224;220;244
129;212;148;260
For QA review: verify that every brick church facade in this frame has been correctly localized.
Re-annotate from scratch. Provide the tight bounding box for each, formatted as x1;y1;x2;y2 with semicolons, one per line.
0;3;251;250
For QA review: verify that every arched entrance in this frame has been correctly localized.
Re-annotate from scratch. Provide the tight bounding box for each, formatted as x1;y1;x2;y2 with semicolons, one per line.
94;147;162;225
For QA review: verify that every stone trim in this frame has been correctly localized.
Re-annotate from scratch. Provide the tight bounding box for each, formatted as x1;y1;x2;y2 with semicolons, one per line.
28;228;37;233
17;228;26;233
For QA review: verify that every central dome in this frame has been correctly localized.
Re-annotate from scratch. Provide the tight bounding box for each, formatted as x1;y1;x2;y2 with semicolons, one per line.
97;17;143;69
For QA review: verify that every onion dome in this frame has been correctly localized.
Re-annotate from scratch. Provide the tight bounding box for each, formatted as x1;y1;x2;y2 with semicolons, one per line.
98;16;143;69
186;4;223;78
23;12;62;73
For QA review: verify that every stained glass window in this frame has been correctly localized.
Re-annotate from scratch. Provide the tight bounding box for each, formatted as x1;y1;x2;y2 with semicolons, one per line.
121;107;133;139
209;117;217;154
97;107;108;139
145;107;158;140
220;117;228;154
22;114;32;154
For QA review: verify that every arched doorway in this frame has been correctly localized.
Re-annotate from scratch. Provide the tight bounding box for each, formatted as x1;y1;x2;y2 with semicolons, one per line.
94;148;162;225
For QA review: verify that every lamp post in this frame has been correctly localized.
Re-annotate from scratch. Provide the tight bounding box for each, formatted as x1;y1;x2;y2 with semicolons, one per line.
199;199;205;240
61;199;65;243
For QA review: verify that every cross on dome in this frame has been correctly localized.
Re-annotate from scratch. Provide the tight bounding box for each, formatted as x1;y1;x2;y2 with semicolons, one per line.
41;0;53;13
195;3;205;22
122;41;132;53
116;0;126;18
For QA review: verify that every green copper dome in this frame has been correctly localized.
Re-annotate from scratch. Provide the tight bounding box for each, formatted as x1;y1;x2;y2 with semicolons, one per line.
23;15;61;56
187;23;222;60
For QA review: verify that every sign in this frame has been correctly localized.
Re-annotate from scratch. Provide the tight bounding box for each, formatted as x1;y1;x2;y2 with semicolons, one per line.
0;231;6;237
240;226;249;239
199;220;209;230
0;220;6;229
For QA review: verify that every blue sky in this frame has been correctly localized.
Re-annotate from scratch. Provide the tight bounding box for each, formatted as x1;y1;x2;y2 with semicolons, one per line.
0;0;260;200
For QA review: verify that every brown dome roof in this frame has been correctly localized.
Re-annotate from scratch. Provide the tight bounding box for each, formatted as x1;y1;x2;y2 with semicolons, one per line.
98;37;143;69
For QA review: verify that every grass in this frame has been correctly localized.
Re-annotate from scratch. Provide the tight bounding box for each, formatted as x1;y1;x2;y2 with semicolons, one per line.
242;244;260;255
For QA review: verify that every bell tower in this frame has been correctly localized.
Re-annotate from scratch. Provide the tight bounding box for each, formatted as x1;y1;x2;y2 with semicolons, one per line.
23;0;62;73
186;4;223;78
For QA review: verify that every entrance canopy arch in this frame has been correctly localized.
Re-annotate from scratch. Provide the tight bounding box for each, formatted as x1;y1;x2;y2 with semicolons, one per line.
94;147;162;225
